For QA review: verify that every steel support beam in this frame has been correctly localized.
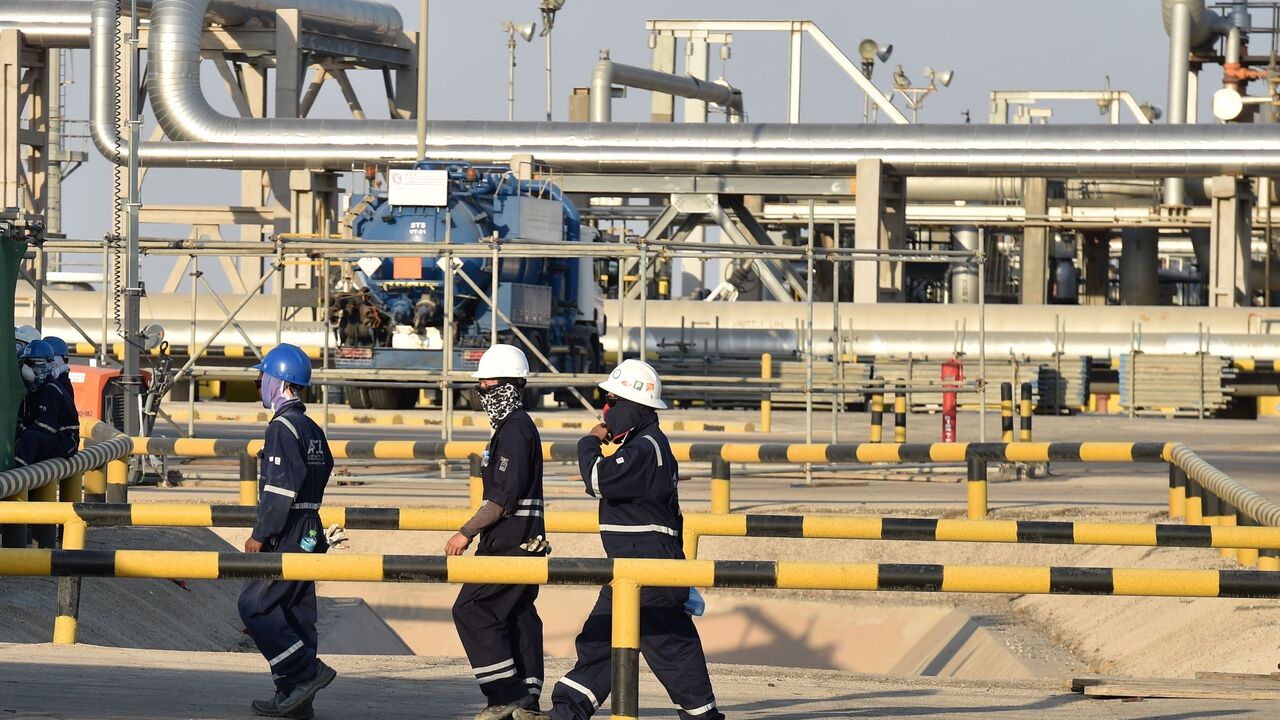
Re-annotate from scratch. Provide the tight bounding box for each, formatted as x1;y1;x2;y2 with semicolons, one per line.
1208;175;1254;307
1020;177;1049;304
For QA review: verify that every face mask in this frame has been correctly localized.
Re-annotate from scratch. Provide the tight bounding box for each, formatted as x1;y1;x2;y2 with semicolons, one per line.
51;358;68;377
478;382;522;427
603;396;653;445
258;374;288;410
20;363;36;390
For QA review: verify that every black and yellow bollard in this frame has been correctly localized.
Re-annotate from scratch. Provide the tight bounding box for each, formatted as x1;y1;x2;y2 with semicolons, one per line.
53;519;87;645
966;456;988;520
469;454;484;510
1217;498;1238;561
106;459;128;504
1185;479;1203;525
893;381;907;444
869;378;885;443
239;454;258;506
1167;465;1186;519
83;466;107;503
1259;547;1280;571
1000;382;1014;443
1236;514;1259;568
29;481;58;549
610;579;641;720
1019;383;1033;442
710;458;731;515
760;353;773;434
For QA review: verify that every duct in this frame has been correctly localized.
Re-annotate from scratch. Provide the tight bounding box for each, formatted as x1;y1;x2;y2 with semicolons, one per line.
1162;0;1232;205
589;59;742;122
2;0;401;48
1162;0;1232;48
81;0;1280;173
948;226;980;304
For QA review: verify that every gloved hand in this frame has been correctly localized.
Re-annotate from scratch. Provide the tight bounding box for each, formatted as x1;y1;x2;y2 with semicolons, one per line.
325;524;349;550
520;534;552;555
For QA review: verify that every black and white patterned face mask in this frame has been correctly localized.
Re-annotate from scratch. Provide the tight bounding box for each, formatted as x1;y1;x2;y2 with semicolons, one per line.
478;382;523;427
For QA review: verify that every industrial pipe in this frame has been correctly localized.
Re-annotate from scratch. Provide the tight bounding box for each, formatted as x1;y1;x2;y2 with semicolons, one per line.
69;0;1280;173
1162;0;1232;205
589;58;742;122
0;423;132;501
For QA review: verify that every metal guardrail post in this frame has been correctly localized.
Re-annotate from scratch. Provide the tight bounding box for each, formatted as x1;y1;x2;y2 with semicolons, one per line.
238;454;257;507
1185;479;1203;525
1;490;28;548
893;381;907;444
83;467;107;503
1168;464;1187;519
1019;383;1033;442
53;519;86;645
869;377;884;443
1237;515;1260;568
1000;382;1014;443
967;456;987;520
468;454;483;510
105;459;128;504
610;579;641;720
1217;498;1238;561
29;479;58;549
60;472;84;506
710;458;730;515
759;353;772;434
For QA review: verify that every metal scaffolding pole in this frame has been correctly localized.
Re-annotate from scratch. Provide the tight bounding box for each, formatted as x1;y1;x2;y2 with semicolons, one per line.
805;201;815;484
123;0;143;439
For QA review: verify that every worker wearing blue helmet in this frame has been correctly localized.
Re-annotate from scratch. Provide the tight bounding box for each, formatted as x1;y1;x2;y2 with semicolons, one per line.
41;336;74;399
7;340;79;549
238;343;336;719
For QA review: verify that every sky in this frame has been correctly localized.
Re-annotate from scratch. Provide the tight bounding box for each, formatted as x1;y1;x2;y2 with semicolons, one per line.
48;0;1178;289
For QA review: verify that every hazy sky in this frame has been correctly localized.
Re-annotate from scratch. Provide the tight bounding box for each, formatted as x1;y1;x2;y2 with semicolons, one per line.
51;0;1177;288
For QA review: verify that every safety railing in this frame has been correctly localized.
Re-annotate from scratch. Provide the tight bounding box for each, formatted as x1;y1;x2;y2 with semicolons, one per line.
3;549;1280;720
133;437;1173;520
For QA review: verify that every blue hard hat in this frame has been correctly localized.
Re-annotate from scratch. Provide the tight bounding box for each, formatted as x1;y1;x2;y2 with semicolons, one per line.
43;336;69;357
252;343;312;386
20;339;54;360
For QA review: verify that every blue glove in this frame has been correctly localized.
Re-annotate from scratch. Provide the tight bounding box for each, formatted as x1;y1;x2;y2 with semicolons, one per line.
683;587;705;616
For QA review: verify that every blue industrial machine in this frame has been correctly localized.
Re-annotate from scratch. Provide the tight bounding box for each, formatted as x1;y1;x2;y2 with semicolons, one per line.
330;163;605;410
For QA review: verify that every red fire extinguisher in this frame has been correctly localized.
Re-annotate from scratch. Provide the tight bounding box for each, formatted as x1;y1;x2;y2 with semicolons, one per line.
941;358;963;442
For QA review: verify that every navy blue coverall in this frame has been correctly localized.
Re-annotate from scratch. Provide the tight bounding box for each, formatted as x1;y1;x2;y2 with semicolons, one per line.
453;408;547;705
547;416;723;720
238;400;333;694
15;378;78;467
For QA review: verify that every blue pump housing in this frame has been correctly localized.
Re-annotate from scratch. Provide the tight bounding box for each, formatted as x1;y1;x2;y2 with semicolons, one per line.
344;162;593;375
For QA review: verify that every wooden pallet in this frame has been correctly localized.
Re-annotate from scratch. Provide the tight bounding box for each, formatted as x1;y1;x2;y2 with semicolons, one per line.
1070;673;1280;700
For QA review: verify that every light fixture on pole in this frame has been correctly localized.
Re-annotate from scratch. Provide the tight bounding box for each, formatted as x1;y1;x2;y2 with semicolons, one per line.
539;0;566;122
503;20;536;121
856;38;892;123
892;64;954;122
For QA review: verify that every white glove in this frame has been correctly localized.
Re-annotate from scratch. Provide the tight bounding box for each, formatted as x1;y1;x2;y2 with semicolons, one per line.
325;524;349;550
520;534;551;555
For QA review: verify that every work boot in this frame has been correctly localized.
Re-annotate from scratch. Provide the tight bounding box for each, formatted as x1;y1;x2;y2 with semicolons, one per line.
251;695;315;719
253;661;337;717
511;708;552;720
474;694;537;720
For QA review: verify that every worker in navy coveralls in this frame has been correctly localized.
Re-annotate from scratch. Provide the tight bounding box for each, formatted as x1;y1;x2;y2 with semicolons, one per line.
516;359;724;720
239;343;336;719
14;339;78;467
448;344;549;720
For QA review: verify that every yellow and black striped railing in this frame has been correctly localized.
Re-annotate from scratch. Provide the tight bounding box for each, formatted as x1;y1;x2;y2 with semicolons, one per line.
3;548;1279;720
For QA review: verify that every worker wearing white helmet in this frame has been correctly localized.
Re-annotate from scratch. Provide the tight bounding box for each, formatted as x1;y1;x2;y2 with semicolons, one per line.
14;324;39;354
517;359;722;720
449;343;547;720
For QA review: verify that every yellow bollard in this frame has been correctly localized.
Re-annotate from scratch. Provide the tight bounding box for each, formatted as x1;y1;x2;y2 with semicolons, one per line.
469;454;484;510
966;457;987;520
1167;465;1186;520
893;381;907;444
610;579;642;720
710;458;730;515
1185;481;1203;525
682;532;701;561
106;459;128;503
29;481;59;548
1237;516;1260;568
869;378;884;443
60;472;84;504
239;455;258;506
83;467;107;503
759;353;772;434
1259;551;1280;571
53;519;87;645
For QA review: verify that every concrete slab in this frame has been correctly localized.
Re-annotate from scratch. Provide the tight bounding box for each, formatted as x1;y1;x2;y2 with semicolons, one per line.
0;643;1270;719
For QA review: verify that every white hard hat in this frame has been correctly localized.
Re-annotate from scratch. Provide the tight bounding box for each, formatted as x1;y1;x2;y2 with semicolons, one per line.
599;359;667;409
472;343;530;379
14;325;39;346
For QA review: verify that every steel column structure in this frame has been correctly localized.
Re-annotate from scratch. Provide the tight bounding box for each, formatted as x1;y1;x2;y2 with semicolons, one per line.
1209;175;1254;307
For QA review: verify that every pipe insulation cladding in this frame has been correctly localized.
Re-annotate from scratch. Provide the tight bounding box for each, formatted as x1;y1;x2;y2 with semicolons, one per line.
5;0;1276;175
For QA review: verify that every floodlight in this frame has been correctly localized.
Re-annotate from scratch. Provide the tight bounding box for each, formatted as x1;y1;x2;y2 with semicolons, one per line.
858;38;892;63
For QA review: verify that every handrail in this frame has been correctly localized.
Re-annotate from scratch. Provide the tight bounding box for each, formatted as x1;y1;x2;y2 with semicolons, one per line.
0;419;130;499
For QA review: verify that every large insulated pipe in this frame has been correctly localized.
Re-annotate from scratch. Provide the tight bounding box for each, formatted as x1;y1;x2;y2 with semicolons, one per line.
589;59;742;122
1162;0;1231;205
1119;228;1160;305
83;0;1280;173
0;0;93;47
949;225;980;304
